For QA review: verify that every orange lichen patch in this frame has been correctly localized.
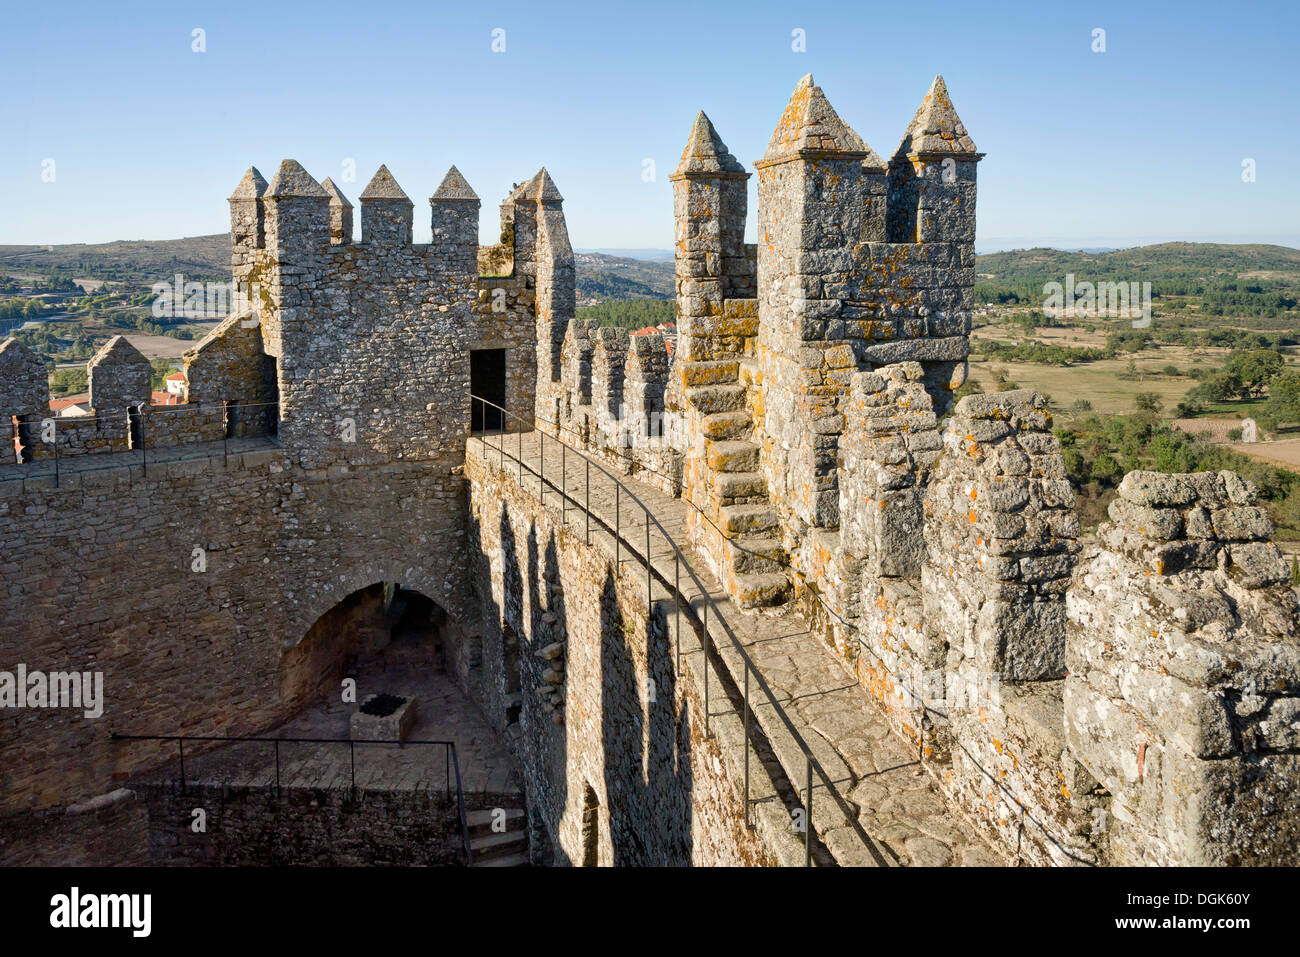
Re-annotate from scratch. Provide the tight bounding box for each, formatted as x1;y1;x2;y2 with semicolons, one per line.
968;510;977;524
969;488;977;501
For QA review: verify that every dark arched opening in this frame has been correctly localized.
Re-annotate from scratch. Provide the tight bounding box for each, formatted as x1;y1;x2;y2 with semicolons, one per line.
282;582;452;715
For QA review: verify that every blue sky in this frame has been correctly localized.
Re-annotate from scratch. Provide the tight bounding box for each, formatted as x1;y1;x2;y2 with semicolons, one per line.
2;0;1296;252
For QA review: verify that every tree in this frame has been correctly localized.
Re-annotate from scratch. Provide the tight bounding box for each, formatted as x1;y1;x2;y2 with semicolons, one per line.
1224;348;1284;398
1261;371;1300;430
1134;392;1164;414
1090;453;1122;483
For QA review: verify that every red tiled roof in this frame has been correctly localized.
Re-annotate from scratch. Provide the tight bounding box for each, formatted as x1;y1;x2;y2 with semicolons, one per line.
165;372;185;381
49;394;89;412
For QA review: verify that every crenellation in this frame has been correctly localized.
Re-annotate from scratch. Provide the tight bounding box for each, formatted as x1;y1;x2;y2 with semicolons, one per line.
87;335;150;417
3;84;1297;869
320;177;353;246
1065;470;1300;865
358;165;414;245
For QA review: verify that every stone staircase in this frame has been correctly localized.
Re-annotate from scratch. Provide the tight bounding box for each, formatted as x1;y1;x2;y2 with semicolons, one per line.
682;353;789;608
467;807;529;867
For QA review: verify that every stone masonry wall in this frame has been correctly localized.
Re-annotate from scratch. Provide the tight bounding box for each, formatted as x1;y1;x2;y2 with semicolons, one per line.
1066;470;1300;864
140;783;464;866
465;449;773;866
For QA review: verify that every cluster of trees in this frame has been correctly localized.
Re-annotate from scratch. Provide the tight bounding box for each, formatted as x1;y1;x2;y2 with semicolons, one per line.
577;298;675;330
0;298;47;321
1176;348;1291;419
49;368;87;397
976;339;1105;366
1057;408;1300;535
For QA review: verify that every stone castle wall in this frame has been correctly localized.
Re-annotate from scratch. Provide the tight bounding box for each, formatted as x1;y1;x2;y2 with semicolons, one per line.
464;447;776;866
2;77;1297;867
0;159;571;853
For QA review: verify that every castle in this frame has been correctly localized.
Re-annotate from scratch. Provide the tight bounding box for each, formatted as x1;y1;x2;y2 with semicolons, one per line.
1;74;1297;867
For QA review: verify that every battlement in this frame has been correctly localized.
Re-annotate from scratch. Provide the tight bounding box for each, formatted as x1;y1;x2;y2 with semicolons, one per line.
4;160;571;475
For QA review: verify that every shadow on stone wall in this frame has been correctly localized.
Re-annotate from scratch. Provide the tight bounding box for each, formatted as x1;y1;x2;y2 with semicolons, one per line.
600;570;693;864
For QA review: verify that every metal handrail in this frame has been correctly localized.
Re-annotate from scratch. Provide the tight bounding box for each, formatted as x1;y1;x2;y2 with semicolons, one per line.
470;393;888;866
112;731;474;865
498;393;1096;866
7;398;281;487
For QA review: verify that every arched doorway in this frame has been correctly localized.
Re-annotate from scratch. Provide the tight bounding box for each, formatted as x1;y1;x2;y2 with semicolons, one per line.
282;582;450;714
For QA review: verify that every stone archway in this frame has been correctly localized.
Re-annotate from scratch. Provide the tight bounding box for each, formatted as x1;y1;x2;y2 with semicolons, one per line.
281;573;481;721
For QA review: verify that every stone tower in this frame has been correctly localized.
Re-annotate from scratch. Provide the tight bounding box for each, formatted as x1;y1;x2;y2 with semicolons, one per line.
887;75;982;245
669;112;787;607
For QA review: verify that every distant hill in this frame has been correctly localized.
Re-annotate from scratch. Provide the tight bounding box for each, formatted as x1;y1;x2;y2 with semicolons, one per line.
0;235;229;281
4;237;1296;308
575;248;674;261
574;253;674;301
976;243;1300;284
0;235;679;301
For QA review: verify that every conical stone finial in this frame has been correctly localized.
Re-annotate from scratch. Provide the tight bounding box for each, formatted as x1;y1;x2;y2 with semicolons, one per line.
674;111;745;177
893;75;980;158
265;160;328;198
431;165;479;202
320;177;353;208
531;167;563;203
759;74;883;168
359;164;412;202
229;166;267;201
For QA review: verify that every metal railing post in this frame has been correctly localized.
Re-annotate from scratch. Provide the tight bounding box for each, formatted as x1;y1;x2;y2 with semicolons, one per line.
675;553;681;675
646;507;651;613
140;408;147;477
703;600;710;737
744;663;751;828
805;752;813;866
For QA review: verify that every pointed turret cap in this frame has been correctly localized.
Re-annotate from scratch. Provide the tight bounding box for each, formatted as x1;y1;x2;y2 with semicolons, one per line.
759;75;884;169
89;334;147;366
359;164;412;203
320;177;353;208
229;166;268;201
431;165;479;202
674;111;746;177
893;75;980;159
265;160;328;198
521;167;563;203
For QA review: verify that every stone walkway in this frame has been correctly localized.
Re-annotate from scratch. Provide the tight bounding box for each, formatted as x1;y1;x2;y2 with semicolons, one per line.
136;641;522;806
470;430;1007;866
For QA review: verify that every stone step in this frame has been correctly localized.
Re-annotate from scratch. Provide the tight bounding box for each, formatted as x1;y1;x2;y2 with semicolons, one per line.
466;807;525;837
469;829;528;862
706;440;760;473
702;410;753;441
710;470;768;502
681;359;740;388
719;503;779;535
473;851;529;867
726;535;786;574
731;572;792;608
686;384;746;415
